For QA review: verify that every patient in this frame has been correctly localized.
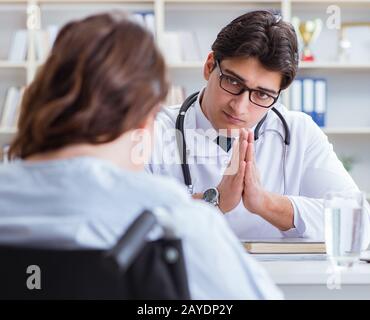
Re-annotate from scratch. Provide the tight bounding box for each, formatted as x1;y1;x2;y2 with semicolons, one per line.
0;12;281;299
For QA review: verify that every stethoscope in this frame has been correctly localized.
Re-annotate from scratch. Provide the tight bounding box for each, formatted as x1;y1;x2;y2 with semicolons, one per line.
175;91;291;195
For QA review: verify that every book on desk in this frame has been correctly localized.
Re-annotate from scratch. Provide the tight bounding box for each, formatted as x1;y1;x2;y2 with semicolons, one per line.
241;238;326;254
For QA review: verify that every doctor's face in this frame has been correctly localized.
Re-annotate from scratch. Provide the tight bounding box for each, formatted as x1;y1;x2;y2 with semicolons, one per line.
202;55;282;134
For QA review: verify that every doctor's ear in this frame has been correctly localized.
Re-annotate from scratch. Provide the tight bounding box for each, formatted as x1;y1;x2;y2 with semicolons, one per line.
203;52;216;81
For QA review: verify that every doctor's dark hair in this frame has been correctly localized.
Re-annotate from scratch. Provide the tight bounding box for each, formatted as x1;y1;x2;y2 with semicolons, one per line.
9;11;168;159
211;10;299;90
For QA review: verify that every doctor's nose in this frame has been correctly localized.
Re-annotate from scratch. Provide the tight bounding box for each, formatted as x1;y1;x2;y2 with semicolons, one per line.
229;91;252;115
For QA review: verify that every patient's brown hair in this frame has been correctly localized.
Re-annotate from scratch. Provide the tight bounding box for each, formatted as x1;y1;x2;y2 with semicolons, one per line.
9;12;168;159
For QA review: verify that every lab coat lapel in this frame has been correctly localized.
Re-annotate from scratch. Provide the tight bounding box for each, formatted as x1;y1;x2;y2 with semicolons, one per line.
183;106;227;159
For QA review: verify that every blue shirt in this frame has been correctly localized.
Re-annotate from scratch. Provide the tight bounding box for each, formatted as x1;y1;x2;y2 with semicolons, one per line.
0;156;282;299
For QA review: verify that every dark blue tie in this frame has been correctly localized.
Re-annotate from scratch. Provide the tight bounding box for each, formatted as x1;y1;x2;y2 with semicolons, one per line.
215;136;234;153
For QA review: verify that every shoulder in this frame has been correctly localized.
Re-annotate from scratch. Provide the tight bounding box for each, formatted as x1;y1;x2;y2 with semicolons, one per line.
270;103;326;142
272;103;312;126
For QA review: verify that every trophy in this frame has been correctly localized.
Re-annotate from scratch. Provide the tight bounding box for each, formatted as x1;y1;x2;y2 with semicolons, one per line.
292;17;322;62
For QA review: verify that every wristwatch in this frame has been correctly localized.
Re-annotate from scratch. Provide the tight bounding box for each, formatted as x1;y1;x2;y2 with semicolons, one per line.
202;187;220;207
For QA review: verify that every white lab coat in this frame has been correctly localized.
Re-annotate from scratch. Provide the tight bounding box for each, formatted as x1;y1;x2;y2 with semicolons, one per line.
146;90;370;243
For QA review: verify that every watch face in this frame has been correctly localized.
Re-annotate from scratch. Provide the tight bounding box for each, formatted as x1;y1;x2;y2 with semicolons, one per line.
204;188;217;203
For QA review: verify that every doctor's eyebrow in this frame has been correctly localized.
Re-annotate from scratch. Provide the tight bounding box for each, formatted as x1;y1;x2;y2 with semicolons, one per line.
256;86;279;96
223;68;279;96
224;68;245;83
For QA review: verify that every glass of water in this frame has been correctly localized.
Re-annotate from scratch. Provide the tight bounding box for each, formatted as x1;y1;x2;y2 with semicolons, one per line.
324;191;367;268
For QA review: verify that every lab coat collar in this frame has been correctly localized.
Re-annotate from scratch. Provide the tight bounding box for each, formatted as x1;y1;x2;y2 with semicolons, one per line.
194;89;216;133
184;88;228;158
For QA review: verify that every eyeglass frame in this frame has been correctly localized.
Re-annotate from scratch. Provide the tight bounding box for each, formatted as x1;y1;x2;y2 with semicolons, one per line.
215;59;280;109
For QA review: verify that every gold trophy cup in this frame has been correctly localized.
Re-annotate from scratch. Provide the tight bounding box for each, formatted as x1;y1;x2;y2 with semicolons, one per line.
292;17;322;62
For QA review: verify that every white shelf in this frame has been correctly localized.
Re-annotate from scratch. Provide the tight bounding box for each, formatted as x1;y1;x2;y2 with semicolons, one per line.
0;0;28;3
286;0;370;5
0;128;17;134
291;0;370;3
299;62;370;70
36;0;154;3
168;61;203;69
0;61;27;69
165;0;281;3
322;127;370;135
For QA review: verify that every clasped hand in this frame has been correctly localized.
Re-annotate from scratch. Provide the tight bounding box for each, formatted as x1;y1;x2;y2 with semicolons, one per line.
217;128;267;215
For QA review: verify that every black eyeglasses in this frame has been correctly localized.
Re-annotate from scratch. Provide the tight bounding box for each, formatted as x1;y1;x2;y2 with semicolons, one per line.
216;60;280;108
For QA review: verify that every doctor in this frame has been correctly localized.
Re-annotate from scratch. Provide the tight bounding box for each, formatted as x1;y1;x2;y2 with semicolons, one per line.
146;10;370;240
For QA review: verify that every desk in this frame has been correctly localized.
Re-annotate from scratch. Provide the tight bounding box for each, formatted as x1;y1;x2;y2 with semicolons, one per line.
256;256;370;299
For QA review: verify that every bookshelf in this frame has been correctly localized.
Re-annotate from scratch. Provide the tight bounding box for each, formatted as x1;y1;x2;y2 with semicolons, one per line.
299;62;370;69
0;0;369;195
323;127;370;135
292;0;370;195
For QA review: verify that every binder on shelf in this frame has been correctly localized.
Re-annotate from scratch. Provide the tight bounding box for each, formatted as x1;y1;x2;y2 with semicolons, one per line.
290;77;328;127
144;12;156;36
14;86;25;127
35;30;49;62
35;25;60;62
314;78;327;128
133;12;146;27
162;32;183;64
1;144;10;164
0;87;23;130
290;79;303;112
132;12;156;35
302;78;315;120
177;31;201;62
47;25;59;48
8;30;28;63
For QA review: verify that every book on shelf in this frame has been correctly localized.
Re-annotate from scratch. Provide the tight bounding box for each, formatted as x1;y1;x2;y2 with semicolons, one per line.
35;25;59;62
132;11;156;36
144;12;155;36
162;31;202;64
177;31;202;62
242;238;326;254
290;77;327;128
1;144;10;164
8;29;28;63
0;86;24;131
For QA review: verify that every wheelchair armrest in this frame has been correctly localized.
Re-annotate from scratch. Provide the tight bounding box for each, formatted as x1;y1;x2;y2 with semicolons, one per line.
105;209;157;273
